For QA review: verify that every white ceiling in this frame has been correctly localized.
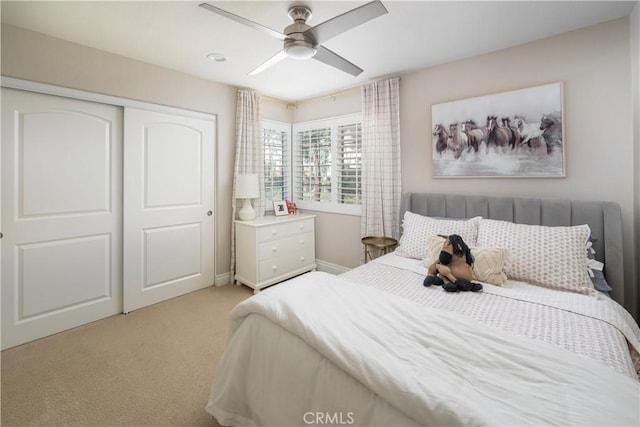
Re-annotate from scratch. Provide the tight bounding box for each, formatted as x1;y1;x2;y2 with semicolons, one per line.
1;1;636;102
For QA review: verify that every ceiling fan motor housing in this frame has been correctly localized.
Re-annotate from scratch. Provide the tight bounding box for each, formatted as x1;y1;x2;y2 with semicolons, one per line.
284;6;317;59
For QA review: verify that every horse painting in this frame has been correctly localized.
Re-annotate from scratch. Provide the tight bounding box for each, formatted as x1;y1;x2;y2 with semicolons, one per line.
433;124;449;157
431;82;564;177
485;115;510;154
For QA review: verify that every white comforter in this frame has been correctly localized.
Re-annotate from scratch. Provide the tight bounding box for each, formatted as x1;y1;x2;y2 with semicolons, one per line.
207;271;639;427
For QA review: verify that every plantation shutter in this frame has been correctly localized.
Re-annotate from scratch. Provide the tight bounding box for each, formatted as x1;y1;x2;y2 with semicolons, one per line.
336;122;362;205
263;125;289;206
295;127;332;202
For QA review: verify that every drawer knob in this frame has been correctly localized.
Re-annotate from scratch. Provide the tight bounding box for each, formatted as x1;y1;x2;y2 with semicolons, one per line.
299;224;305;229
300;256;305;261
272;265;278;271
271;229;277;235
272;246;278;252
299;239;304;245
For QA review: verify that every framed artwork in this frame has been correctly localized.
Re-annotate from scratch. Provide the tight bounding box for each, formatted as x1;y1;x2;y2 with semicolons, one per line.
273;200;288;216
431;82;565;178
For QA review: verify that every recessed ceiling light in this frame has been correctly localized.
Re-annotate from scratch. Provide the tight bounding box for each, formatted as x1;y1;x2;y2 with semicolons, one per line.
207;53;226;62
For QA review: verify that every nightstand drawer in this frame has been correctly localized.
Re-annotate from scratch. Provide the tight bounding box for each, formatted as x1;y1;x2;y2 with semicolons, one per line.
258;259;284;281
288;218;314;236
258;244;315;281
258;232;314;261
256;217;315;242
256;222;290;242
258;240;284;260
289;244;314;268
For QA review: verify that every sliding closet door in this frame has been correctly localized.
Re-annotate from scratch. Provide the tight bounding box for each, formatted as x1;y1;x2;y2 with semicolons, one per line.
123;108;215;312
1;88;122;350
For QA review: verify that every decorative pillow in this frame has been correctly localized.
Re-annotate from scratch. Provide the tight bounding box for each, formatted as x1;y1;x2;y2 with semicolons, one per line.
422;234;509;286
395;212;481;260
471;247;509;286
476;219;593;294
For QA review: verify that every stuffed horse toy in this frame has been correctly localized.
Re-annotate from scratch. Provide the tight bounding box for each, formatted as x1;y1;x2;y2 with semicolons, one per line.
423;234;483;292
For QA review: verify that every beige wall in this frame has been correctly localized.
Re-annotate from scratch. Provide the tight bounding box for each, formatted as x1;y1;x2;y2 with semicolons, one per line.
262;99;293;123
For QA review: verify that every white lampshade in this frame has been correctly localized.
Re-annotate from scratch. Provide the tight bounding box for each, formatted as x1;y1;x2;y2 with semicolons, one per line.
236;174;260;221
236;174;260;198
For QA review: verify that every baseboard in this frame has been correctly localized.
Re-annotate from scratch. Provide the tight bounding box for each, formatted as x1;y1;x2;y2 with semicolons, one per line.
215;272;231;286
315;259;351;275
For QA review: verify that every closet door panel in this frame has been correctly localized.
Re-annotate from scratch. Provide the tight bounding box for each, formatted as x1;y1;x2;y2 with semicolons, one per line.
20;111;110;216
143;223;201;288
123;108;215;312
1;88;122;350
18;234;111;317
144;124;201;207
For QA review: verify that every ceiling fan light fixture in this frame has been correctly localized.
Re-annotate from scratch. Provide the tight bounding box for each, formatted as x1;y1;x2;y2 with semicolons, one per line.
285;44;317;60
284;38;317;60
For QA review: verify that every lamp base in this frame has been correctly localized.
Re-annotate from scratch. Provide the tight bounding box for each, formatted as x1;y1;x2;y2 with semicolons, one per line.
238;198;256;221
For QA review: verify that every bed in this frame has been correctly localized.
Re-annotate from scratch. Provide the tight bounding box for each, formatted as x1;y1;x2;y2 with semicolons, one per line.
206;193;640;426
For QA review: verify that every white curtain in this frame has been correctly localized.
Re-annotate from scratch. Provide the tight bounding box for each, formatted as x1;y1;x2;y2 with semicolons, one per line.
360;77;401;246
230;89;264;277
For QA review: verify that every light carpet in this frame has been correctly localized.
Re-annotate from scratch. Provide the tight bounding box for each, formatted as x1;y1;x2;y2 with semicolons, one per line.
1;283;253;426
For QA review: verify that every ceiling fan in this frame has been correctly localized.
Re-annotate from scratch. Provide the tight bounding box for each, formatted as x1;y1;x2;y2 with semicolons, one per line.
199;1;388;77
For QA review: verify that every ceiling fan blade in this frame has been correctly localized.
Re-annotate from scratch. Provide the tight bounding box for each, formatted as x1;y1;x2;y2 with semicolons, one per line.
304;0;388;45
248;50;288;76
199;3;286;41
312;45;363;77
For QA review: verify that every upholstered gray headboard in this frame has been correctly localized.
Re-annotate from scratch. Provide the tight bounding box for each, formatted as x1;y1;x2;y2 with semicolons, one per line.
400;193;625;305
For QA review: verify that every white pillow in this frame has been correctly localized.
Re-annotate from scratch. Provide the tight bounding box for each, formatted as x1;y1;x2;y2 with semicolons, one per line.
423;234;509;286
476;219;593;294
395;212;481;260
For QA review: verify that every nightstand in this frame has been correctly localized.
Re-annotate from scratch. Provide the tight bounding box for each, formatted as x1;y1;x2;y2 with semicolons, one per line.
235;213;316;293
361;236;398;263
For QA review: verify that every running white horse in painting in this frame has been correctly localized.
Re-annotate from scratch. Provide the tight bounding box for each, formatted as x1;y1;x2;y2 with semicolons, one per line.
513;115;542;146
448;123;468;159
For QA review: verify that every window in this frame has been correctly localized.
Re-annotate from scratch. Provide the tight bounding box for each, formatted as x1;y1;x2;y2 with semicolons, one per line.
293;114;362;215
262;120;291;211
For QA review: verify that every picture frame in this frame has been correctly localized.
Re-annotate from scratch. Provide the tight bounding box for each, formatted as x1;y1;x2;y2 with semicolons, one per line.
273;200;288;216
431;82;565;178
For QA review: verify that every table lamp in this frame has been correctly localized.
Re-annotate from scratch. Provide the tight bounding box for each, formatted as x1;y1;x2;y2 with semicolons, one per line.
236;174;260;221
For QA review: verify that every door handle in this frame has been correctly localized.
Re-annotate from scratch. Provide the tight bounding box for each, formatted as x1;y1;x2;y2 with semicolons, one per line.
207;211;213;216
